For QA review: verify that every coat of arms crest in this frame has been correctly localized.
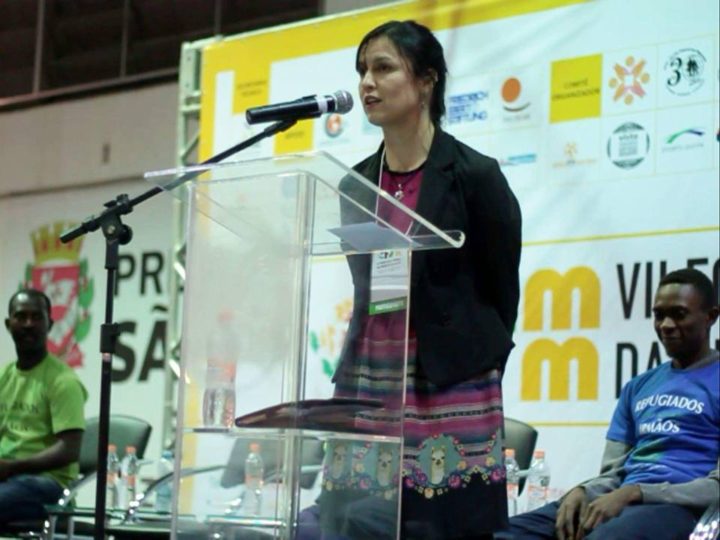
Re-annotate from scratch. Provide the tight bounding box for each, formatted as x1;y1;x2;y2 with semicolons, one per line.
22;222;94;368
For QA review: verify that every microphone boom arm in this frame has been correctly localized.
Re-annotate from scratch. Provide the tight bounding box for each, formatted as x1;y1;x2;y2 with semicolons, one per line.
58;116;296;540
60;118;297;243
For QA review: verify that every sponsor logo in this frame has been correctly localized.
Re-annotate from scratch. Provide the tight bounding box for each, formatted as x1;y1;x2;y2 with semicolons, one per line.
499;153;537;167
524;267;600;331
550;54;602;122
447;90;489;125
661;127;704;153
521;267;601;401
501;77;530;113
666;127;704;144
564;142;578;162
551;141;597;168
664;48;706;96
22;222;94;368
609;56;650;105
324;113;344;138
522;338;599;400
607;122;650;168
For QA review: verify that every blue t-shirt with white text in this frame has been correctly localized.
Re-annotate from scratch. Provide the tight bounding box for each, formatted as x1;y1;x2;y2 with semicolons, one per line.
607;357;719;486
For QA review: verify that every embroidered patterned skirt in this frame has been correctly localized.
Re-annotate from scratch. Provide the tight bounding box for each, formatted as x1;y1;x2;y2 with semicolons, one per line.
323;311;508;539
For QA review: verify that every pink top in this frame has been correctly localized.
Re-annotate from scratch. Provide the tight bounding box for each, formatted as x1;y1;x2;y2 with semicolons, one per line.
377;165;424;232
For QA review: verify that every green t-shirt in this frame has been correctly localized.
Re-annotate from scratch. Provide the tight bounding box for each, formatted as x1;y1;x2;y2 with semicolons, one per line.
0;353;88;488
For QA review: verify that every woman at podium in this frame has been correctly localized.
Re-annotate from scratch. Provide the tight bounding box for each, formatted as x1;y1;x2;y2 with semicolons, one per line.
319;19;522;540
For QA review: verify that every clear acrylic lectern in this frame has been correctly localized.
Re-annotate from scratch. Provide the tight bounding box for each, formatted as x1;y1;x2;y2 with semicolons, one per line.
145;151;464;539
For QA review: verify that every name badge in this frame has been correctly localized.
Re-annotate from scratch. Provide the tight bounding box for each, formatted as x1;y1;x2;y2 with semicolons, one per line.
369;250;410;314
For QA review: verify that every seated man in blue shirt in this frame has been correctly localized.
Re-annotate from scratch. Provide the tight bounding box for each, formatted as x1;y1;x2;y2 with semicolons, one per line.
508;268;719;540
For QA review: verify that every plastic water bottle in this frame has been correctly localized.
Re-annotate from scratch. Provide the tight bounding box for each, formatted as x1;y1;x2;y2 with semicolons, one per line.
244;443;264;515
526;449;551;512
106;444;121;509
155;450;174;513
120;445;139;509
504;448;520;517
202;311;238;428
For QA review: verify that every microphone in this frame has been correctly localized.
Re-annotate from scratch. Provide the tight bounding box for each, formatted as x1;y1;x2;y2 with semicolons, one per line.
245;90;353;124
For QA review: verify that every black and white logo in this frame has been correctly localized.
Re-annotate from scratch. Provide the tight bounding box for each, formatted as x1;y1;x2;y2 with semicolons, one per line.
664;48;706;96
607;122;650;169
447;90;489;125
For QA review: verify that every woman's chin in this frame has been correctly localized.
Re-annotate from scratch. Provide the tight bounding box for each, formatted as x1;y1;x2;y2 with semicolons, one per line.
365;114;384;127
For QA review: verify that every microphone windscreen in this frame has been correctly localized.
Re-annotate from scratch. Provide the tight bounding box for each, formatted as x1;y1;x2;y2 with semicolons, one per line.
333;90;354;114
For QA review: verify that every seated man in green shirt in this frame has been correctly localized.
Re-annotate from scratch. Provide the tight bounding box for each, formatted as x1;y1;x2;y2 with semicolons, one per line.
0;289;88;524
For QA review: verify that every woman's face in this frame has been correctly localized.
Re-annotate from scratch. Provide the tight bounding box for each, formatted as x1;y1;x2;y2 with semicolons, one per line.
357;36;429;128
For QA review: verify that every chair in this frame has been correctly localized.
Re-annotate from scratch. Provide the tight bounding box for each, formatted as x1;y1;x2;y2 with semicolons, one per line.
503;417;538;494
0;414;152;539
690;498;720;540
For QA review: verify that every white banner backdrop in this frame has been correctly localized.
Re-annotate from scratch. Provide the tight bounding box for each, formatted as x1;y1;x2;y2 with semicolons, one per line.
197;0;719;497
0;179;174;503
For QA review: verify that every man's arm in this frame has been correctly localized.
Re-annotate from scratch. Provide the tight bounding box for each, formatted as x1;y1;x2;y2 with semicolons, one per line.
582;443;720;507
579;439;632;500
0;429;83;481
637;458;720;508
579;456;720;535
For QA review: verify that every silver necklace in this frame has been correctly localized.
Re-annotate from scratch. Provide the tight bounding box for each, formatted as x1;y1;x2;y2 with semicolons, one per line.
392;178;412;200
380;148;416;200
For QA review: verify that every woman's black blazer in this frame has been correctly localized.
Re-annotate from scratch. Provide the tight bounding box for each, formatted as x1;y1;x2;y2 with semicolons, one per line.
337;128;522;387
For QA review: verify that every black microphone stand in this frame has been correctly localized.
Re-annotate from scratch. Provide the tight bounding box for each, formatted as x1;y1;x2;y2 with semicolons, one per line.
60;119;297;540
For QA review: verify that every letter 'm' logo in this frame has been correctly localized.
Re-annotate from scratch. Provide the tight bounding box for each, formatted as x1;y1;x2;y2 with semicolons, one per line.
521;266;600;401
524;267;600;330
522;338;599;400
